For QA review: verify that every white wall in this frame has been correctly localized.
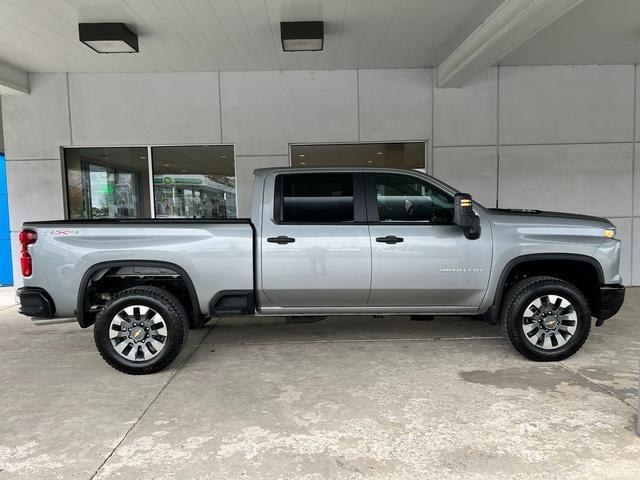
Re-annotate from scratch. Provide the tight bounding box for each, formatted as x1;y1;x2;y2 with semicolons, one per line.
2;65;639;285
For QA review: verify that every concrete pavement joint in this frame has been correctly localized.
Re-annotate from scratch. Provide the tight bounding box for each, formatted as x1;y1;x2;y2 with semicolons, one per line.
559;361;637;412
88;327;214;480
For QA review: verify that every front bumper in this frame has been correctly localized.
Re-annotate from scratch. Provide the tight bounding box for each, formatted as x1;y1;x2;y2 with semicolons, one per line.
17;287;56;318
596;284;625;326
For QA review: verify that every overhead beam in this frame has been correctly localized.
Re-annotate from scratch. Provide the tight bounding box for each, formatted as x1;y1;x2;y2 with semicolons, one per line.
0;60;29;95
437;0;584;88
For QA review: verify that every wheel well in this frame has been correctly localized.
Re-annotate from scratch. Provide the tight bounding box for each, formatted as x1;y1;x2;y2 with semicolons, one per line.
78;263;202;328
500;259;601;317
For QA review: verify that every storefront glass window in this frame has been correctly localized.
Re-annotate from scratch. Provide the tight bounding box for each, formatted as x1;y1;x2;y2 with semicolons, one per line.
290;142;426;172
63;145;236;220
151;145;236;219
64;147;151;219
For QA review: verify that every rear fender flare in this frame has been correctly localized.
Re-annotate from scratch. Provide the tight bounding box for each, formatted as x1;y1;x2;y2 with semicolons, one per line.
76;260;201;328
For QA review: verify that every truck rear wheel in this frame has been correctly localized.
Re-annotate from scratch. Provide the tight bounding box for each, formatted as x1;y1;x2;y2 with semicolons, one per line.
501;276;591;361
94;286;188;374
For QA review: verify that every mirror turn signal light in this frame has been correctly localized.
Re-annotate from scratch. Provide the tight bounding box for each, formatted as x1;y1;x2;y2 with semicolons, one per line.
604;228;616;239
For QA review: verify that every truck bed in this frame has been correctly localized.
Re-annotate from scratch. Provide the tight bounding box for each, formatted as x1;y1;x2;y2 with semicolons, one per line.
22;219;255;319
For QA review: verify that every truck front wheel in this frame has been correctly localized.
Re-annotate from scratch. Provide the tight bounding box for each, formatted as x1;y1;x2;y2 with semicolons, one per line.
501;276;591;361
94;286;188;374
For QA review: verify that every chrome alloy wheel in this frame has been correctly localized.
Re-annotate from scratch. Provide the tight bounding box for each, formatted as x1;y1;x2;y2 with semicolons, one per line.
522;295;578;350
109;305;168;362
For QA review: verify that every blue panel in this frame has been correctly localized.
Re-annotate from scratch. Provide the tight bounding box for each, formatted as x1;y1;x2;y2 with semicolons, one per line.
0;194;8;240
0;240;12;286
0;154;6;195
0;155;12;286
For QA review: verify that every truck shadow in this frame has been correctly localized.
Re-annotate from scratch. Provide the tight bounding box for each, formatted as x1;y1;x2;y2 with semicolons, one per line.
195;315;501;346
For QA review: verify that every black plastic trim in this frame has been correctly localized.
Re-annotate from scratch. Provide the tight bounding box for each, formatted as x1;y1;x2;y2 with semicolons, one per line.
76;260;201;328
24;219;250;226
484;253;606;325
209;290;255;316
17;287;56;318
596;284;625;325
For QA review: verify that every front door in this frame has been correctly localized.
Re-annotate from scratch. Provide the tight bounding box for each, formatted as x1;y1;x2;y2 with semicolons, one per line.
365;172;491;308
260;171;371;308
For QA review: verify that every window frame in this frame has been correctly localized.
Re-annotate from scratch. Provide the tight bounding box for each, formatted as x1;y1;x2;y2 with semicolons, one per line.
273;172;367;225
364;172;456;225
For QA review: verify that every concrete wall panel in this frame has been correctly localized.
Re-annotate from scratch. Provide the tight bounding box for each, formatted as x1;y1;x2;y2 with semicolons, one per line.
1;74;70;160
221;71;358;156
499;65;634;145
433;146;497;207
634;143;640;214
359;69;432;142
434;68;497;147
498;143;632;217
234;156;288;217
69;73;221;146
611;217;632;286
6;159;64;231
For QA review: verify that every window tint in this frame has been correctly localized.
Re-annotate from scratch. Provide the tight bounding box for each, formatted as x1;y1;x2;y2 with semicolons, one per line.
280;173;354;223
374;174;454;224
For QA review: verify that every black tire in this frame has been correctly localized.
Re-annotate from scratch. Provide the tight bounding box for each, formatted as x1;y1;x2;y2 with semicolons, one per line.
501;276;591;361
94;286;188;374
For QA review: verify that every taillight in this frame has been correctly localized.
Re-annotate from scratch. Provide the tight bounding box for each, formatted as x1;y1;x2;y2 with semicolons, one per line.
19;229;37;277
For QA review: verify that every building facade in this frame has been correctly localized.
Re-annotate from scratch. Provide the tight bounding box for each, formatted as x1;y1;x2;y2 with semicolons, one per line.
2;66;637;285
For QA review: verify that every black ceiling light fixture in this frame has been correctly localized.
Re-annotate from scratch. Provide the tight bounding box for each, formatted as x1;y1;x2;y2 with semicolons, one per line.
280;21;324;52
79;23;139;53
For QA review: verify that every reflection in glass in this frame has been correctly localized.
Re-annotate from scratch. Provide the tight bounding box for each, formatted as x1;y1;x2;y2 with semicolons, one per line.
152;146;236;219
65;147;150;219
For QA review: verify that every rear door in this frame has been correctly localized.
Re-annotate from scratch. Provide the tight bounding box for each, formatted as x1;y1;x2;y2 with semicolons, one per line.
260;171;371;307
365;172;491;308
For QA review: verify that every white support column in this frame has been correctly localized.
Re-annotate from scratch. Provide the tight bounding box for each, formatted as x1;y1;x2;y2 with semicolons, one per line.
0;60;28;95
437;0;584;88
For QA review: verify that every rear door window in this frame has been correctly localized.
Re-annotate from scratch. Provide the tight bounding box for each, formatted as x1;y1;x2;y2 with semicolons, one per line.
278;173;354;223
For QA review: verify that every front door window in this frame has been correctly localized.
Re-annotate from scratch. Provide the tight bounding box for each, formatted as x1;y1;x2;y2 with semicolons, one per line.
373;173;454;224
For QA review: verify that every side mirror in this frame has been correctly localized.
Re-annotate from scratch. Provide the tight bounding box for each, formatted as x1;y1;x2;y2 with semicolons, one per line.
454;193;481;240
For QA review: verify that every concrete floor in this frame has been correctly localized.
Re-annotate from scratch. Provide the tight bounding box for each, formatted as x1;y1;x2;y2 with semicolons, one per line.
0;291;639;480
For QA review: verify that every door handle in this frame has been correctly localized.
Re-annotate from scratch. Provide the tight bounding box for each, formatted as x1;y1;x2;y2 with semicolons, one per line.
376;235;404;244
267;236;296;244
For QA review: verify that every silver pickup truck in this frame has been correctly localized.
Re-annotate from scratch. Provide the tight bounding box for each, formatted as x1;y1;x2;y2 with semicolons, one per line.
17;167;625;374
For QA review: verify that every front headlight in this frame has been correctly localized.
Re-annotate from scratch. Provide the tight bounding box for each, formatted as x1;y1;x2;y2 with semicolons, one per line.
604;227;616;239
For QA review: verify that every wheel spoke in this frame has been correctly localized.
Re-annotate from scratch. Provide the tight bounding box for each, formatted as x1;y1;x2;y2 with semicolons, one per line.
135;345;145;361
555;330;571;343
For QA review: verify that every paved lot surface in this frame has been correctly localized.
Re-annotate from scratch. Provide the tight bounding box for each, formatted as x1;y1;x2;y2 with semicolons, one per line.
0;289;639;479
0;288;16;309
